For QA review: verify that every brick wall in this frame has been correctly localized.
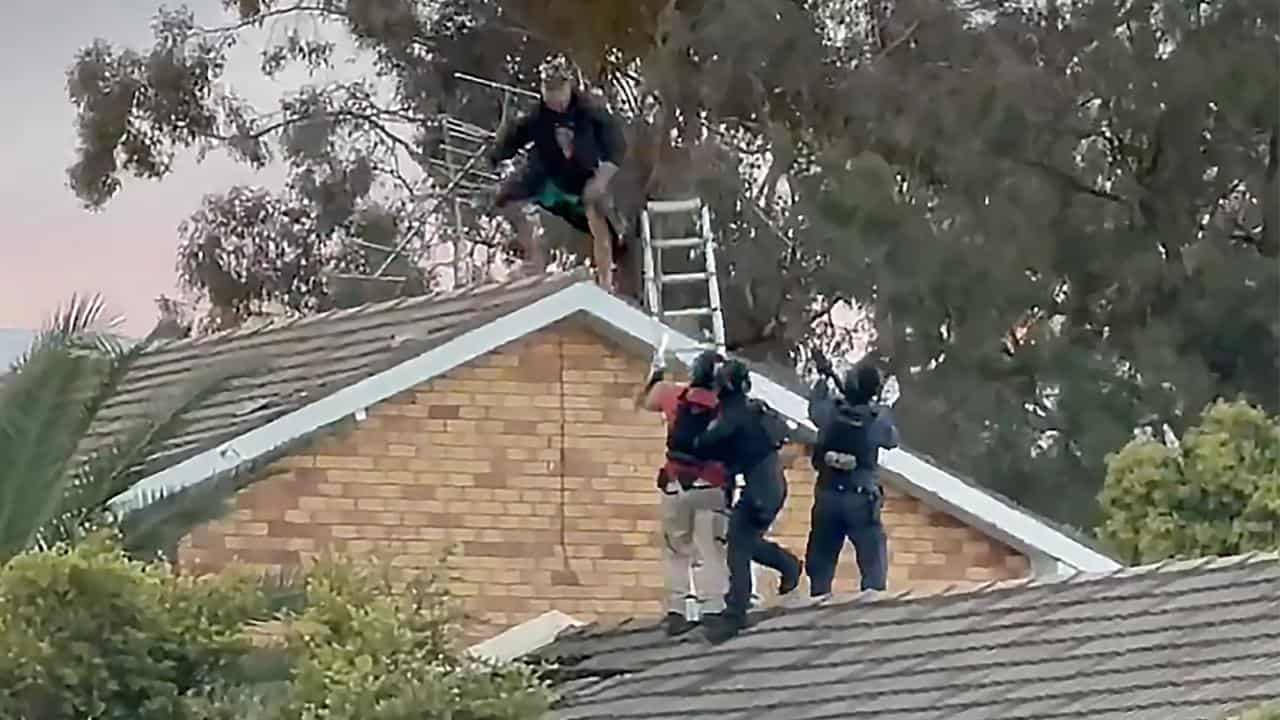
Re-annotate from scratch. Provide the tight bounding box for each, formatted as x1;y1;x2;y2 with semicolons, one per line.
179;319;1029;642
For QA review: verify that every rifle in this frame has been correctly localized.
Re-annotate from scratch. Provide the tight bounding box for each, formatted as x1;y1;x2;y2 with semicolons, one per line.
812;346;892;407
810;345;847;396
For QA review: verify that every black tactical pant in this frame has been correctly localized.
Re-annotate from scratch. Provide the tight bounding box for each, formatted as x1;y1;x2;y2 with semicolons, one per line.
804;483;888;596
724;456;801;622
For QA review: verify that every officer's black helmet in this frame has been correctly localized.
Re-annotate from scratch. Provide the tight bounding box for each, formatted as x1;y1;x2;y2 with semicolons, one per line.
689;349;724;389
842;362;882;404
715;359;752;396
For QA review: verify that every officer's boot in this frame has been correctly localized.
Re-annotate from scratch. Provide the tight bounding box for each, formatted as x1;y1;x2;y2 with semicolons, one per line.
663;612;697;637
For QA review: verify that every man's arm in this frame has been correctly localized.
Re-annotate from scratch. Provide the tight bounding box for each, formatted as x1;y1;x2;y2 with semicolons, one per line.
808;378;836;429
873;408;900;450
489;112;535;165
588;104;627;168
582;105;625;200
692;407;741;459
635;379;679;413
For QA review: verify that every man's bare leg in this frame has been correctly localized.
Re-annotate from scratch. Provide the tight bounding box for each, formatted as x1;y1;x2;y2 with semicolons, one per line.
585;202;614;290
500;204;545;275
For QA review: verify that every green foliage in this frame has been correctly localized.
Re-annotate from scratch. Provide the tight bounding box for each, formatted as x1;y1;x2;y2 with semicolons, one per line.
1099;399;1280;563
0;538;554;720
0;294;136;560
278;562;553;720
0;294;244;563
1238;704;1280;720
0;534;270;720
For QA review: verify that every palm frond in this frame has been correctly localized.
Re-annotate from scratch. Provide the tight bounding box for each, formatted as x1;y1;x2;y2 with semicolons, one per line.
118;463;283;562
9;294;125;373
0;342;103;561
53;352;267;555
0;291;263;564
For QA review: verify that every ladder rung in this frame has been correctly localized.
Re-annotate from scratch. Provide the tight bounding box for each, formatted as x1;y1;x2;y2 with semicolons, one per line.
663;307;713;318
651;237;705;249
660;272;709;284
647;199;703;214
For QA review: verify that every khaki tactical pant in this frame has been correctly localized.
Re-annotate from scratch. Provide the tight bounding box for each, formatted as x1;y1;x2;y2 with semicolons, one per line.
661;480;729;616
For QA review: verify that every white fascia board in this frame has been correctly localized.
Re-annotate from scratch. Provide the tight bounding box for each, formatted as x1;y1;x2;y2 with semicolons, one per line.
467;610;585;664
572;284;1122;573
106;282;600;514
877;449;1120;572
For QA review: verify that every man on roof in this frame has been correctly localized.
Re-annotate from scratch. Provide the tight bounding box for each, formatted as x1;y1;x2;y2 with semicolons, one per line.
689;359;803;643
804;352;900;599
489;54;628;293
635;347;731;636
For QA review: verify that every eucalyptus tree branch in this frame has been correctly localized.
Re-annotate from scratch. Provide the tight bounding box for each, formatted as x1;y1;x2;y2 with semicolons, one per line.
194;3;354;36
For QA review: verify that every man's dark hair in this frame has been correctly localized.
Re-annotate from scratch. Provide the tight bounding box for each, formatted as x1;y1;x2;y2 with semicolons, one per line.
842;362;882;405
689;350;723;389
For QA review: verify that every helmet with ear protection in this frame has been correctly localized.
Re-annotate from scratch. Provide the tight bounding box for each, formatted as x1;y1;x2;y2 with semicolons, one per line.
688;349;724;389
842;362;883;404
715;359;751;396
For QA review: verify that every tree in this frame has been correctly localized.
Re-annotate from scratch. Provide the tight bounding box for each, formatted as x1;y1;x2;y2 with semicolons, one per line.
1098;398;1280;564
0;295;247;563
66;0;1277;527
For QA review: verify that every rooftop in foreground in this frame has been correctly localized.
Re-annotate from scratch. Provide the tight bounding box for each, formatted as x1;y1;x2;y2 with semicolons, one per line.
532;552;1280;720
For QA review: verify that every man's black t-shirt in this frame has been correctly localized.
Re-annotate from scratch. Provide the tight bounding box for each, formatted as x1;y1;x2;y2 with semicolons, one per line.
489;92;626;194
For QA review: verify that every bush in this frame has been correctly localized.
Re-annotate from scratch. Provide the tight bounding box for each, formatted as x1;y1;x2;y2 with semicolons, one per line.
1234;704;1280;720
0;536;555;719
0;533;270;720
1098;398;1280;563
277;562;552;720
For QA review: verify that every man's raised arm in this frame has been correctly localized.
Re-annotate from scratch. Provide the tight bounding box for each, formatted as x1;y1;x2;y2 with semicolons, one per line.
488;113;535;166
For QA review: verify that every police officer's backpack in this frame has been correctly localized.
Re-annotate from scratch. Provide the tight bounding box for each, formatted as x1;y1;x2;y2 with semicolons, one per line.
749;398;795;450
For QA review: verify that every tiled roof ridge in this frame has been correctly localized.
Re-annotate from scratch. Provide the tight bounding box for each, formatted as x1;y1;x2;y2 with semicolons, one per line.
548;550;1280;643
139;269;590;354
912;548;1280;599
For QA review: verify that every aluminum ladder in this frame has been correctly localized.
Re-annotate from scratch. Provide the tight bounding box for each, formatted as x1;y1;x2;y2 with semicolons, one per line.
640;198;727;354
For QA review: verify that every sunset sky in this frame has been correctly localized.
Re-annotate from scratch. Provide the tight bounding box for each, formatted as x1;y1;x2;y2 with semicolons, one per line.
0;0;306;337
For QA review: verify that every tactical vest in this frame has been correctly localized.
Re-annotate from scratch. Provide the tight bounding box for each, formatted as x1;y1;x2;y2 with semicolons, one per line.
663;386;727;488
818;402;880;477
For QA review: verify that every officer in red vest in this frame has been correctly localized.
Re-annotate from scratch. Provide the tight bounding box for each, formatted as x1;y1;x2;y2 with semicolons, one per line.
635;349;730;636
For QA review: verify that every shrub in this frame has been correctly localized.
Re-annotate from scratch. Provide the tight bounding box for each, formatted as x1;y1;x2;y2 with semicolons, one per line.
1098;398;1280;563
278;561;553;720
0;537;555;719
0;533;269;720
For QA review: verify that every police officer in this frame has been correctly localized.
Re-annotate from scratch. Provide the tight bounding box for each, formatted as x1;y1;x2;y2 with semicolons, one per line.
635;349;730;636
805;355;900;598
691;359;802;643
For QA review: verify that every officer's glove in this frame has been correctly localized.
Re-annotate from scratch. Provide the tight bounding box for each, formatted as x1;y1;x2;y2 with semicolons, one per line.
824;451;858;471
812;348;834;378
645;366;665;389
647;333;669;386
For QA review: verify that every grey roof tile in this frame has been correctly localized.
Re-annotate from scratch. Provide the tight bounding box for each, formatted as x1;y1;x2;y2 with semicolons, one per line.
539;553;1280;720
78;272;586;478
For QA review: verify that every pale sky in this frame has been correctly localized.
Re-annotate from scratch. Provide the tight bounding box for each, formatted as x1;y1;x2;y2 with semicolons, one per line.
0;1;300;336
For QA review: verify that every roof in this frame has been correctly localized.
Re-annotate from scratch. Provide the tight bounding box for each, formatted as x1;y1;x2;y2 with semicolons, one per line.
535;552;1280;720
102;272;1119;573
89;271;584;489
